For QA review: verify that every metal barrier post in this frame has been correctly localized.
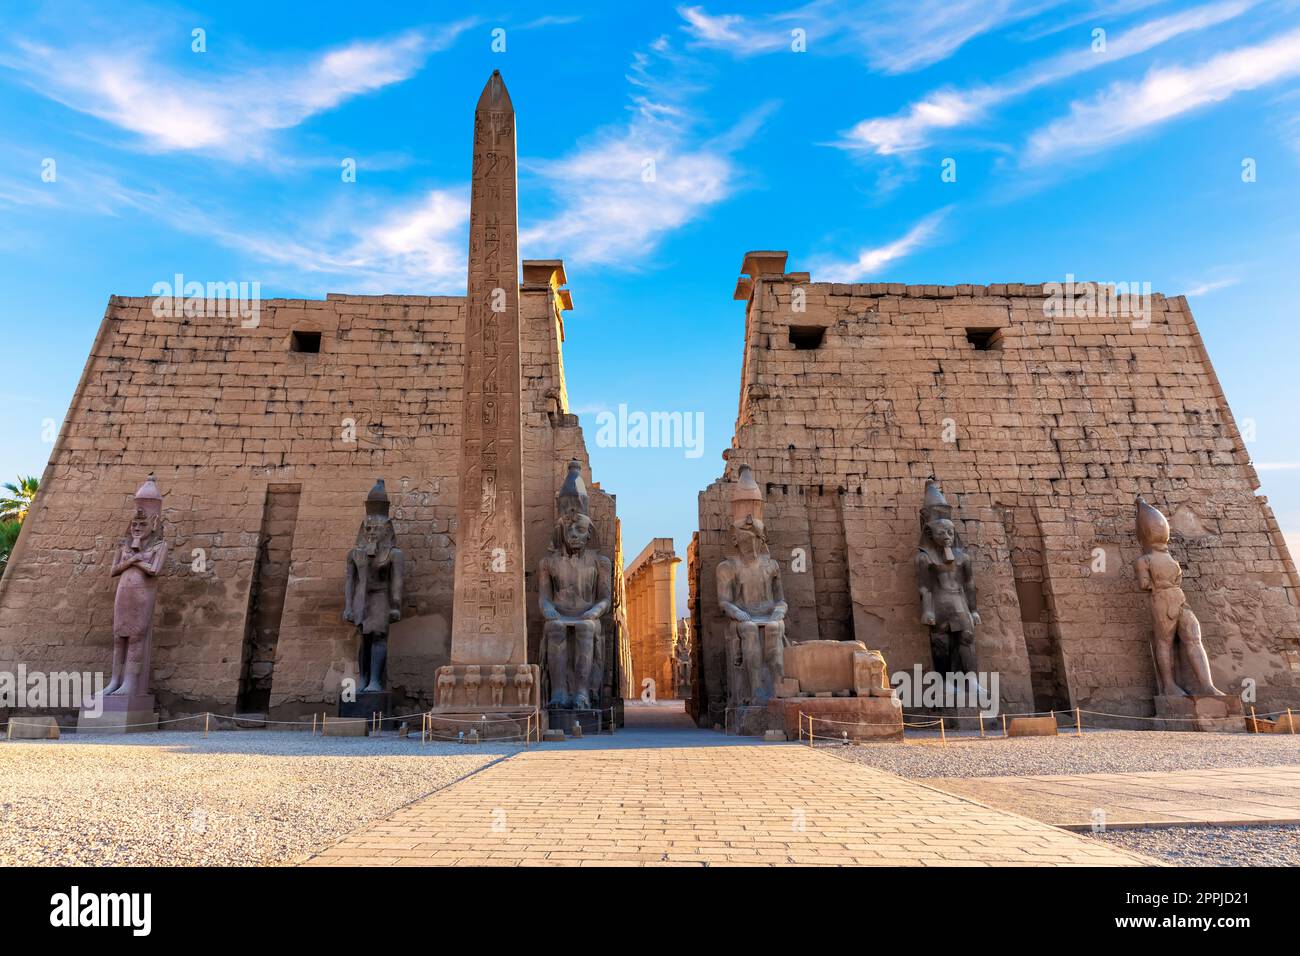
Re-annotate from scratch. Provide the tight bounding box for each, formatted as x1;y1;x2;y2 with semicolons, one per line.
1075;706;1082;737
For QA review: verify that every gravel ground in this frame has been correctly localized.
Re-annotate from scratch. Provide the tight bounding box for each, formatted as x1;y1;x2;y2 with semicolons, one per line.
0;731;518;865
823;729;1300;778
1089;824;1300;866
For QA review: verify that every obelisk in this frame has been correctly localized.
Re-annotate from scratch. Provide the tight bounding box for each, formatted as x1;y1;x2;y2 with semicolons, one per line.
449;70;528;668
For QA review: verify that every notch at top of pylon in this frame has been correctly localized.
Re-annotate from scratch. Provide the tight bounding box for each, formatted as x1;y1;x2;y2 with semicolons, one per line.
477;70;513;111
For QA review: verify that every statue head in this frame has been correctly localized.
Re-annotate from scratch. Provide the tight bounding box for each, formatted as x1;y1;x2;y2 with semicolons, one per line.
926;517;957;561
561;512;595;554
732;512;767;557
729;464;768;558
124;473;163;548
356;479;395;561
919;477;958;562
553;459;598;552
1135;496;1170;553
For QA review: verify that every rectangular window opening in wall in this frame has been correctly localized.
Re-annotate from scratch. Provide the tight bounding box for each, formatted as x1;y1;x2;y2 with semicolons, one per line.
789;325;826;350
291;330;322;353
965;327;1003;351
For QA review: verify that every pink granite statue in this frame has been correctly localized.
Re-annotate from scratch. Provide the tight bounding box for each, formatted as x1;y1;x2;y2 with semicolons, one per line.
104;474;168;698
1135;497;1224;697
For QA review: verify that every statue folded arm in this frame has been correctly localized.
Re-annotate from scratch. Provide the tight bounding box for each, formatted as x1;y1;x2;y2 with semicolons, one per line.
1135;553;1152;592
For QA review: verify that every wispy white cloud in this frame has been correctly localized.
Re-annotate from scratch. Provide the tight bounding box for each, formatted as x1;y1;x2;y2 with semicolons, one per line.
1256;462;1300;471
523;39;775;266
679;0;1060;73
0;22;474;161
1025;26;1300;163
840;0;1252;154
1184;276;1240;296
209;188;472;294
812;209;950;282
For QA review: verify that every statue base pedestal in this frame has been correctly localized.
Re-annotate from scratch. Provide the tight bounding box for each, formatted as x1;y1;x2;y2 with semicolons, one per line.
339;691;394;731
426;711;538;742
77;694;158;734
545;706;610;737
768;696;903;741
726;696;904;739
1154;694;1246;732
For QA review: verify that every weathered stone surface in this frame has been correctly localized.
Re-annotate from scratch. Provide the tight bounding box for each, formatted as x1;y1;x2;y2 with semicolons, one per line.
769;696;903;741
343;479;404;695
785;640;858;694
717;465;788;710
0;75;628;724
77;693;157;734
321;717;368;737
1154;694;1246;732
106;474;167;700
450;71;528;668
1007;716;1058;737
693;255;1300;728
538;460;612;711
916;477;980;679
625;537;681;698
1135;496;1226;698
7;715;59;739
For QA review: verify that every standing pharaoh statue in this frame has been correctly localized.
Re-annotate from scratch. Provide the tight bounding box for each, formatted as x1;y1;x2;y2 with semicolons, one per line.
1134;497;1224;697
104;474;168;698
915;478;979;677
343;479;404;694
717;464;788;707
539;460;612;710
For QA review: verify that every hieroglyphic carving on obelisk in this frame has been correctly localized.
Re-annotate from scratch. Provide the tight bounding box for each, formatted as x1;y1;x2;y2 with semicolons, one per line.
450;71;527;666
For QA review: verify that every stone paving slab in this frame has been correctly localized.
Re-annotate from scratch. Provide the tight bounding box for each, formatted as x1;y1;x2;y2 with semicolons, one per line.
303;743;1151;866
926;765;1300;830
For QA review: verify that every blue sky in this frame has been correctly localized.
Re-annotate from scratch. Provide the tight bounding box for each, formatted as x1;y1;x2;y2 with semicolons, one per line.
3;0;1300;616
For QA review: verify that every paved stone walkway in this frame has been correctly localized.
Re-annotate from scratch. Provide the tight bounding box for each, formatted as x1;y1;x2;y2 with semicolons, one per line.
928;765;1300;830
303;735;1150;866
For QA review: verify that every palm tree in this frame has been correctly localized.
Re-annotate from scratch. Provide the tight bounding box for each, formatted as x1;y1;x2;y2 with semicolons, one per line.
0;475;39;522
0;520;21;578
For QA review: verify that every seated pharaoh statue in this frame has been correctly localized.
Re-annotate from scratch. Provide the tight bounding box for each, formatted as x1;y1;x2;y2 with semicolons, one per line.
538;460;612;711
716;464;788;708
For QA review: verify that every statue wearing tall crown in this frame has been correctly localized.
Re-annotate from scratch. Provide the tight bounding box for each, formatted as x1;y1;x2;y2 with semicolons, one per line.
104;474;168;699
716;464;788;708
915;477;979;677
1134;496;1224;697
343;479;405;694
538;460;612;710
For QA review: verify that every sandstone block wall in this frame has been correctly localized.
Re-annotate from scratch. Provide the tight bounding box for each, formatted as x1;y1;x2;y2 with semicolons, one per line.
625;537;680;698
692;267;1300;727
0;273;626;721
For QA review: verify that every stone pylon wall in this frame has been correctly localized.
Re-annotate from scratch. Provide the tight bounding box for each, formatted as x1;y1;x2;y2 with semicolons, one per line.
693;266;1300;728
0;269;620;721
